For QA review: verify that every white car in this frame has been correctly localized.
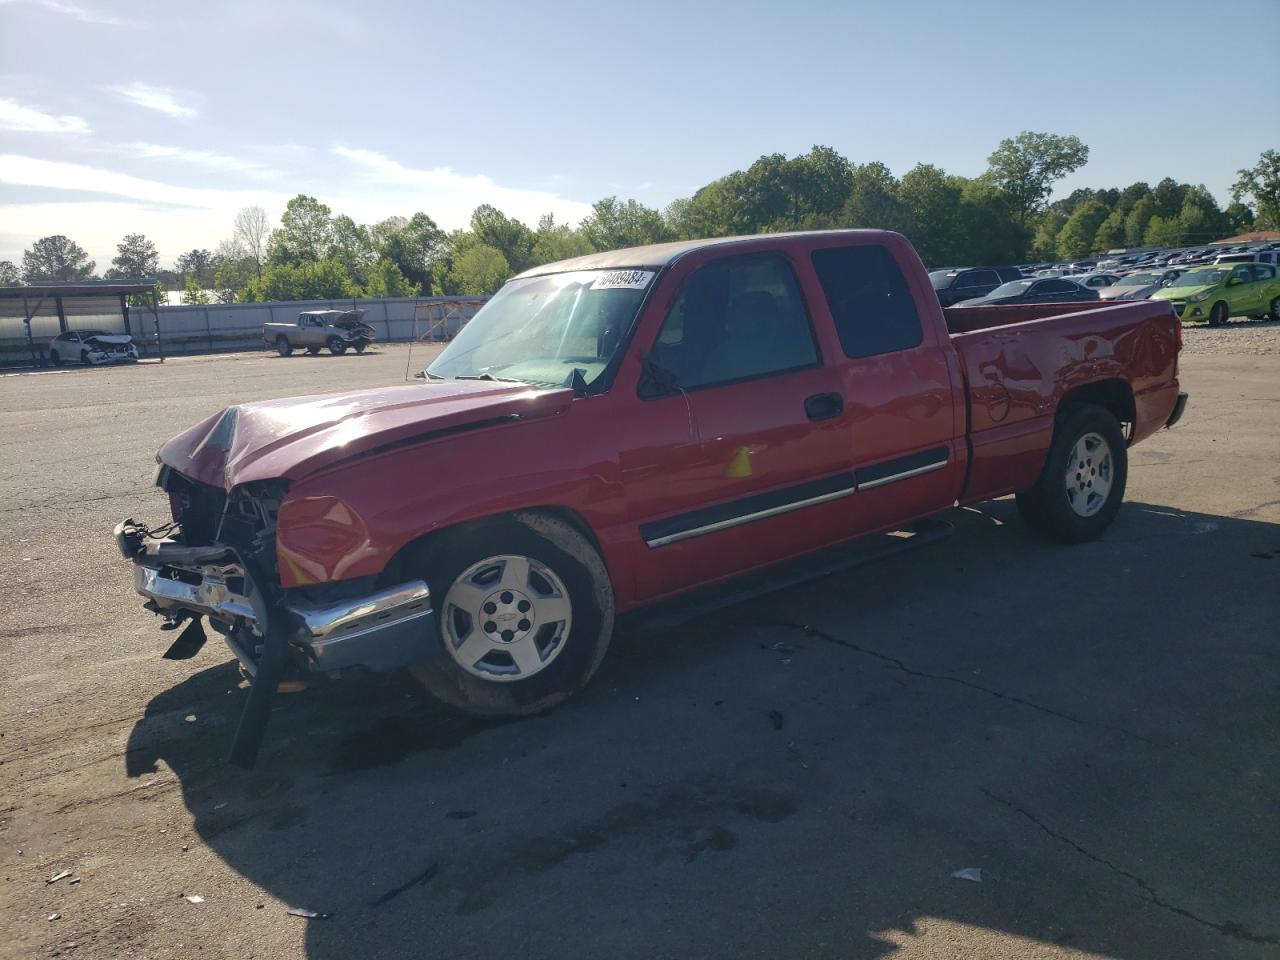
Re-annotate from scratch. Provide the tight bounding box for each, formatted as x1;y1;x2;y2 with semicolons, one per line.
49;329;139;366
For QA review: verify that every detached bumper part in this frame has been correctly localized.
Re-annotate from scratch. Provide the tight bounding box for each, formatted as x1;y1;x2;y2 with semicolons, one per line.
290;582;434;672
1165;391;1189;429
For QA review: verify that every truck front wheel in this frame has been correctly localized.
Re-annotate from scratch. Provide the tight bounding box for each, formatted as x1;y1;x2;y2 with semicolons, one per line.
1016;404;1128;543
407;513;614;718
275;336;293;357
327;337;347;355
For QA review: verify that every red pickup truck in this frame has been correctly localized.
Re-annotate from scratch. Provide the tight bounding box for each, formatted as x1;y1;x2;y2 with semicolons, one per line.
115;230;1187;764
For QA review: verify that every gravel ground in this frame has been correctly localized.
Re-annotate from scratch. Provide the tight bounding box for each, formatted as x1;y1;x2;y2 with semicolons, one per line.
1;331;1277;960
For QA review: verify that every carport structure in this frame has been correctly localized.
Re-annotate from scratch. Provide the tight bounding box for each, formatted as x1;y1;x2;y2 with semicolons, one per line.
0;278;164;367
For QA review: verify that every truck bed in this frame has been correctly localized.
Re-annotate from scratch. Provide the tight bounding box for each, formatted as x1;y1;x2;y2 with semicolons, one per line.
943;299;1182;504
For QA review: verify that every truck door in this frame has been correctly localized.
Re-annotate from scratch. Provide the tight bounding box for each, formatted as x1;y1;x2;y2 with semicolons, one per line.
806;240;964;532
621;250;858;601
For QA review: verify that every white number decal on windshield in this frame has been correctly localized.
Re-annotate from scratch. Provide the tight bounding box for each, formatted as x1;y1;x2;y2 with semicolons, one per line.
591;270;654;290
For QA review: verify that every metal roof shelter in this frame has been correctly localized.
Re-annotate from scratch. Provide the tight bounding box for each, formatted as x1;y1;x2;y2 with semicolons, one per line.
0;278;163;367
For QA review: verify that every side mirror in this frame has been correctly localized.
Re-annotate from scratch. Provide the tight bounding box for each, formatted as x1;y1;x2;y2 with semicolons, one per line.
413;370;426;380
1226;278;1241;286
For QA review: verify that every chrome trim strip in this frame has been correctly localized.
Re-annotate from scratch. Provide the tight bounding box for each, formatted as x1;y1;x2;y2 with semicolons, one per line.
645;487;856;548
287;580;432;645
856;459;949;490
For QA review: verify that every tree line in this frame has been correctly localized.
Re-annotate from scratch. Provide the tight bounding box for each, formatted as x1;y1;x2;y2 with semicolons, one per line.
3;140;1276;301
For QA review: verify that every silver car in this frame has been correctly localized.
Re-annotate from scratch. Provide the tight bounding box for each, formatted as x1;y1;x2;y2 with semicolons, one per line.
1098;269;1183;301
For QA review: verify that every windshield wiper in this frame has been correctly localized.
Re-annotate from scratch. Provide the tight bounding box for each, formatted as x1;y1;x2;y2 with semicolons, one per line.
455;373;527;384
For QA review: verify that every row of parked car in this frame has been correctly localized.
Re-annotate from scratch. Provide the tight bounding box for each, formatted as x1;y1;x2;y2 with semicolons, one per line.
930;242;1280;324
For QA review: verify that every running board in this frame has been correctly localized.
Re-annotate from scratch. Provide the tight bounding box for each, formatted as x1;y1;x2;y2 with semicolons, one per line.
624;517;953;635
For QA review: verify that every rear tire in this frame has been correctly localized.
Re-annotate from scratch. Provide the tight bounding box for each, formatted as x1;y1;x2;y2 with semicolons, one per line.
1016;404;1128;544
1269;296;1280;322
1208;301;1228;326
353;340;367;354
80;348;92;366
275;336;293;357
327;337;347;355
306;345;321;356
407;512;614;718
50;349;62;367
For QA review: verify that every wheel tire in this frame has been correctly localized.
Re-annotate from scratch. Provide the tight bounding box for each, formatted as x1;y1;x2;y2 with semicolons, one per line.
306;345;321;356
49;349;62;367
80;348;92;366
407;512;614;718
327;337;347;355
275;336;293;357
1269;296;1280;322
353;340;367;354
1015;403;1128;544
1208;301;1228;326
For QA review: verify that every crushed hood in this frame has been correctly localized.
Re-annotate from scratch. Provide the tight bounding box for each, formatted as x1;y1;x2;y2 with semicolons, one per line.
85;334;133;345
158;380;572;490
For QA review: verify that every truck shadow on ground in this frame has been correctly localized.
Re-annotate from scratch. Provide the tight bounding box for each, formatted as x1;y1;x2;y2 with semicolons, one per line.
125;500;1280;960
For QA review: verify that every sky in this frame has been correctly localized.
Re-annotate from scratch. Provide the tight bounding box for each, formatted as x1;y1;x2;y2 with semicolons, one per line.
1;0;1276;269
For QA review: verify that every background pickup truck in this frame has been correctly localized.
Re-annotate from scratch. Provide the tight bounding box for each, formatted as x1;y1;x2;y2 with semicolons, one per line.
262;309;376;356
116;229;1186;765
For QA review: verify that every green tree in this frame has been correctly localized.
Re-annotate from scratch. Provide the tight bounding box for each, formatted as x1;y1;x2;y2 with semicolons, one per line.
840;162;912;234
0;260;19;284
1055;199;1110;259
1093;210;1126;251
182;275;209;304
580;196;670;251
469;205;535;271
175;248;217;286
1143;215;1182;248
361;258;419;298
1115;182;1152;216
441;244;509;295
108;233;159;279
1232;149;1280;230
1176;186;1229;244
986;131;1090;228
1151;177;1187;220
532;213;593;264
242;258;359;302
1225;201;1255;233
329;215;376;281
1031;210;1067;261
22;235;95;281
268;195;335;265
896;164;963;266
370;213;446;291
956;177;1026;264
1124;196;1156;247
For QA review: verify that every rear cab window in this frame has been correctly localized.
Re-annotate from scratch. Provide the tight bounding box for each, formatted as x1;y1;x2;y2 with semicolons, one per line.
811;245;923;358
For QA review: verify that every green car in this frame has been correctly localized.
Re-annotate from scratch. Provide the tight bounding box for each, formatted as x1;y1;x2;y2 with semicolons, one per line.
1150;262;1280;325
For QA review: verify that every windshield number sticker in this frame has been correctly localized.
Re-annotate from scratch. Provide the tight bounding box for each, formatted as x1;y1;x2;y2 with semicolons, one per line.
591;270;653;290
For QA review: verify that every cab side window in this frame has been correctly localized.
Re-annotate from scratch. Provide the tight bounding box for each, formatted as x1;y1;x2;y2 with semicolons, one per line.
1250;264;1275;282
648;254;818;391
1230;266;1252;284
811;245;922;358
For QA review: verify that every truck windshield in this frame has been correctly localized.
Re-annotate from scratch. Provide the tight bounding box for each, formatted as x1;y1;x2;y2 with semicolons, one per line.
427;269;656;388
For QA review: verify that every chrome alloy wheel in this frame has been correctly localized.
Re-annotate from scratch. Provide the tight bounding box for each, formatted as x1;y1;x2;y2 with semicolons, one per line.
1065;432;1113;518
441;554;572;681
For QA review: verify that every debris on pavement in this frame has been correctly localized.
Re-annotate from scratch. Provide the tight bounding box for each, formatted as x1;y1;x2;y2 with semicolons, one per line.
47;870;72;884
184;895;205;903
48;912;61;921
371;863;440;906
768;709;785;730
952;867;983;882
69;877;81;885
287;907;333;919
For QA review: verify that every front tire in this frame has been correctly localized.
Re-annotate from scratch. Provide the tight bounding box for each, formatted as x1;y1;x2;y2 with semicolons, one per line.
1208;301;1228;326
327;337;347;355
408;512;614;718
1016;404;1128;544
1269;296;1280;322
353;340;368;354
80;348;92;366
50;349;62;367
275;336;293;357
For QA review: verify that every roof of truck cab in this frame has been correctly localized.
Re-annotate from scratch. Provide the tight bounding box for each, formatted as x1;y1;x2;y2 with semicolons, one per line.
511;229;898;279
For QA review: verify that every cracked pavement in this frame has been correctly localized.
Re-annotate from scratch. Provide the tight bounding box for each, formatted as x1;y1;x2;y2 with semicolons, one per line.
2;327;1278;959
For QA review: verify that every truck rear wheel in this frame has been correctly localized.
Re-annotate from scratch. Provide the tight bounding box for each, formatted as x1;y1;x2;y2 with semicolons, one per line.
1016;404;1127;543
407;512;614;718
327;337;347;355
306;345;321;356
275;336;293;357
353;340;367;354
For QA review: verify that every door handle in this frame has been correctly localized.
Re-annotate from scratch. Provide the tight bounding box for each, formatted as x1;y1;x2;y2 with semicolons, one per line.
804;392;844;422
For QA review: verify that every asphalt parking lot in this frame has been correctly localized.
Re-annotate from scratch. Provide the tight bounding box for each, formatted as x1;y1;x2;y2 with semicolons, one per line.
1;327;1278;960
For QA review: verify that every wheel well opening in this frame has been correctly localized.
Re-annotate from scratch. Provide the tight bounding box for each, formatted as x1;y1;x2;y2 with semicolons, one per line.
1059;379;1135;440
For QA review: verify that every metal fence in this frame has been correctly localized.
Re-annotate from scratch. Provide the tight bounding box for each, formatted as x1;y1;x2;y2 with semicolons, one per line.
0;295;488;366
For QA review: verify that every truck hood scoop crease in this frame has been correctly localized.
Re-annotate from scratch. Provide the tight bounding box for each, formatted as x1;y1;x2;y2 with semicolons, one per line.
158;380;570;490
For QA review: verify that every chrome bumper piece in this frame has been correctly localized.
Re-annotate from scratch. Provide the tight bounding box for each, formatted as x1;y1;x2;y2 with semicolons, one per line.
119;523;434;674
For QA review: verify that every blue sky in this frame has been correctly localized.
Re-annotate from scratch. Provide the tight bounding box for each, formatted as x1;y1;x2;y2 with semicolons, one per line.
1;0;1276;267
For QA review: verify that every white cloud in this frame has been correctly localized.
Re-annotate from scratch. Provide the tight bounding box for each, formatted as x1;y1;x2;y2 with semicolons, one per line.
0;0;135;26
0;98;90;134
332;146;593;229
109;82;198;119
120;142;267;174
